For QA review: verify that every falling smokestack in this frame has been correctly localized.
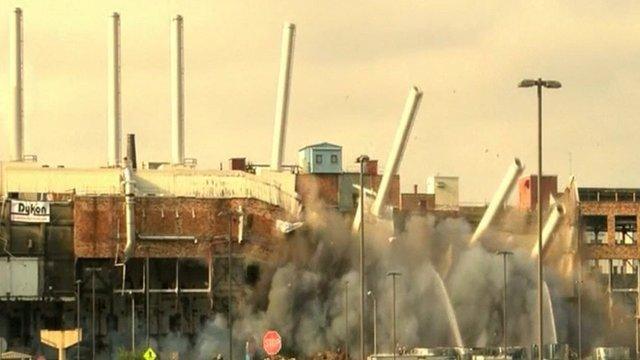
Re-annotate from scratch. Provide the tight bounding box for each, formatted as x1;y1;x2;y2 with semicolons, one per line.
126;134;137;170
371;86;423;217
107;12;122;167
171;15;185;165
270;23;296;171
470;158;524;244
9;8;24;162
531;203;566;258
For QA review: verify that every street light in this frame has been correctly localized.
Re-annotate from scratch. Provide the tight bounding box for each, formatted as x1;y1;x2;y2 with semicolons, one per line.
518;77;561;360
76;279;82;360
345;280;350;358
356;155;369;360
387;271;402;360
367;290;377;356
497;251;513;358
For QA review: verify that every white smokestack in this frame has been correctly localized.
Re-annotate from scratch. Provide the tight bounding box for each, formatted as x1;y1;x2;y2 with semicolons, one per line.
107;12;122;167
171;15;185;165
370;86;423;217
270;23;296;171
470;158;524;244
9;8;24;162
531;203;566;258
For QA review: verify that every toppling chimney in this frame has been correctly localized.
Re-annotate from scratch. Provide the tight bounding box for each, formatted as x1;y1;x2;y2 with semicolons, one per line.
270;23;296;171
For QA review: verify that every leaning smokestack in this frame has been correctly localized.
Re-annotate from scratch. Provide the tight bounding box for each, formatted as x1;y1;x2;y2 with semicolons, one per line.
126;134;137;170
470;158;524;244
531;203;566;258
270;23;296;171
107;12;122;167
370;86;423;217
171;15;185;165
9;8;24;162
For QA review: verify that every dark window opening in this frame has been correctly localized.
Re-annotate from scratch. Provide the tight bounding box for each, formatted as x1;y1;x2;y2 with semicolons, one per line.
615;215;637;245
245;264;260;286
315;154;323;164
330;154;338;164
583;215;607;244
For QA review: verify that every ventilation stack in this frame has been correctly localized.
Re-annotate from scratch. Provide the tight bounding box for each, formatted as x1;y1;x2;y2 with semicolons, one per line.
126;134;137;170
270;23;296;171
9;8;24;162
107;12;122;167
171;15;185;165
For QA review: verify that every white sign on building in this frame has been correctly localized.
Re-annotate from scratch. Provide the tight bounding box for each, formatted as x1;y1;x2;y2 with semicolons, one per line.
10;200;50;223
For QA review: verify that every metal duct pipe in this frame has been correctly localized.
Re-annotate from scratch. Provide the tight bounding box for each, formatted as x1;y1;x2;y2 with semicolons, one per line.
171;15;185;165
122;166;136;261
107;12;122;167
126;134;137;170
370;86;423;217
470;158;524;244
270;23;296;171
9;8;24;162
531;203;565;258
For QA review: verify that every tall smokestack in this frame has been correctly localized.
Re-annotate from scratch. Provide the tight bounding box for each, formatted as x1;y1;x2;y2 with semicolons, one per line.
126;134;137;170
9;8;24;162
470;158;524;244
171;15;185;165
270;23;296;171
107;12;122;167
371;86;423;217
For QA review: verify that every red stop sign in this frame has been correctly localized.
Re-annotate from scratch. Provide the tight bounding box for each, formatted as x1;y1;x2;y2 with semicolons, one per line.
262;330;282;356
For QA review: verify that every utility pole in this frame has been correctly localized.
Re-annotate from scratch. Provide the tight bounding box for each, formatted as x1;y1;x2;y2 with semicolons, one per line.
387;271;401;360
518;78;561;360
76;279;82;360
497;251;513;358
345;280;349;358
357;155;369;360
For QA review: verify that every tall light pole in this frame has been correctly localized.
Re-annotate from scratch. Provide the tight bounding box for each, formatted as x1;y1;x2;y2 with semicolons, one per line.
518;78;561;360
497;251;513;358
387;271;401;360
357;155;369;360
345;280;349;358
367;290;377;356
76;279;82;360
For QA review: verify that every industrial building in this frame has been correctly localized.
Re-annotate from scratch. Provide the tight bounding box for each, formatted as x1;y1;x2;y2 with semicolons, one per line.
1;6;636;360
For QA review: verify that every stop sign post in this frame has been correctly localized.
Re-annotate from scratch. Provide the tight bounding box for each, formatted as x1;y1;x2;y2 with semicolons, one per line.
262;330;282;356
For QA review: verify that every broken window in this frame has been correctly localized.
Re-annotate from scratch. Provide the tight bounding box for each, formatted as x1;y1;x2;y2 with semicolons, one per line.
583;215;607;244
615;215;637;245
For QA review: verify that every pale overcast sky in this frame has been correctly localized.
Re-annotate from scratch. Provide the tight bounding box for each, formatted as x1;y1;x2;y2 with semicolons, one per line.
1;1;639;202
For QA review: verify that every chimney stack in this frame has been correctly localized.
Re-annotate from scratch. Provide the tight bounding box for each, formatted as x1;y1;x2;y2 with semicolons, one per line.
371;86;423;217
107;12;122;167
270;23;296;171
171;15;185;165
126;134;137;170
9;8;24;162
